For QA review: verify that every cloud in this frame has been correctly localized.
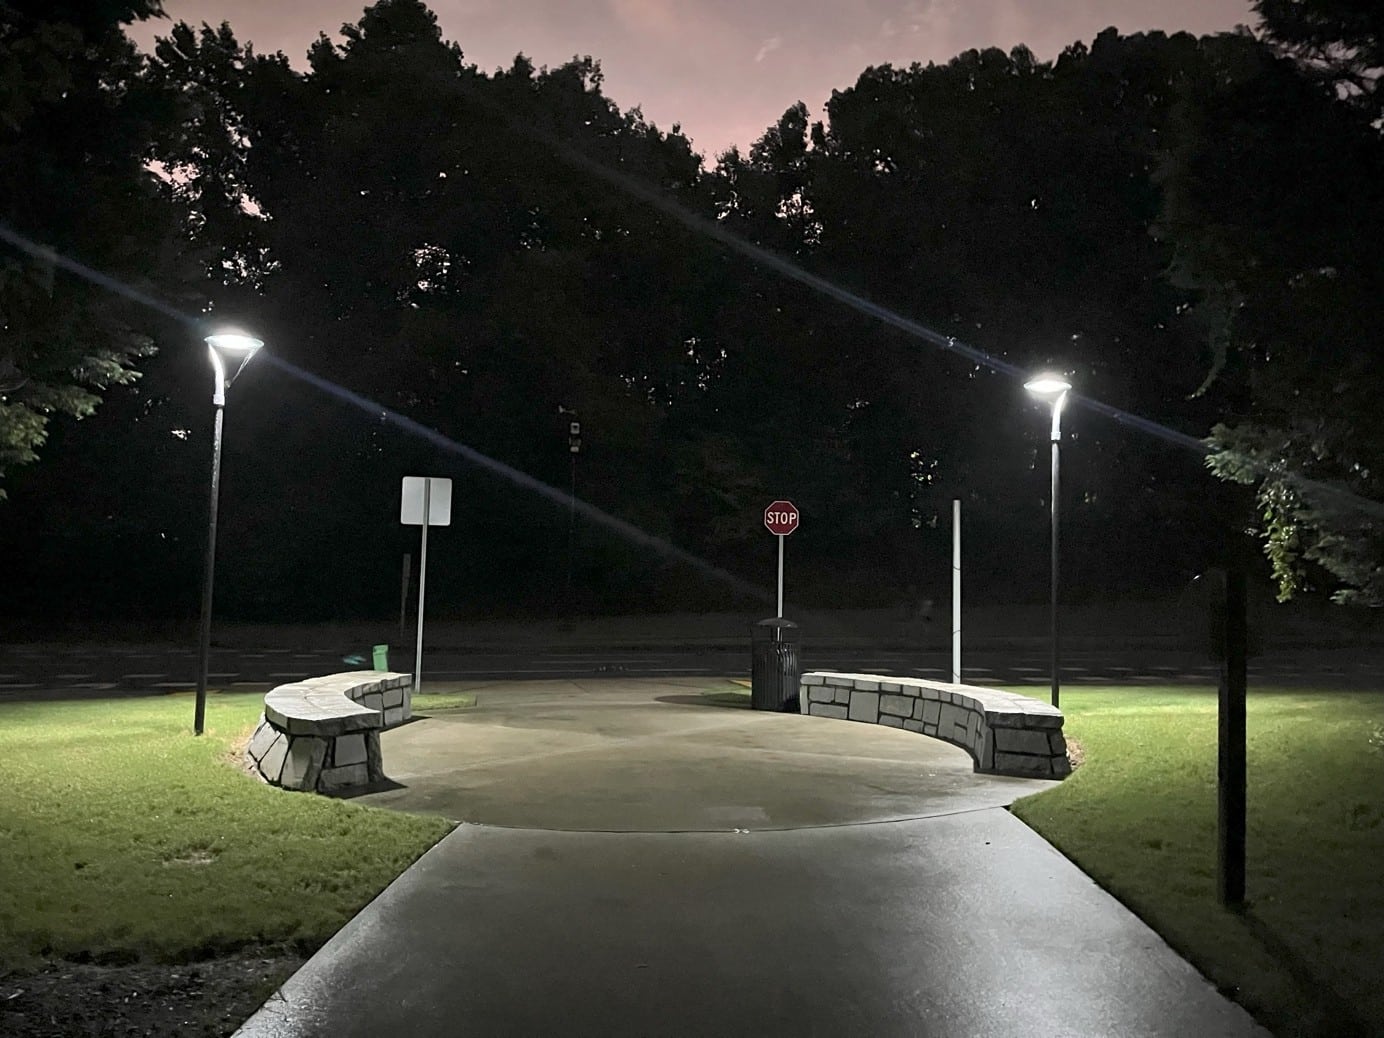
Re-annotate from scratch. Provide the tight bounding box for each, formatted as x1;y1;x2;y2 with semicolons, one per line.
754;35;782;63
606;0;694;41
903;0;960;37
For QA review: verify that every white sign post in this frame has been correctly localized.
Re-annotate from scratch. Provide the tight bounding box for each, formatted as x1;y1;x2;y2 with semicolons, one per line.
952;498;962;685
401;476;452;697
763;500;800;618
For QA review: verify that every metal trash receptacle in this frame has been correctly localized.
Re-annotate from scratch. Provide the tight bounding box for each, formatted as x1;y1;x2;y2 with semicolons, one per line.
750;618;801;711
372;644;390;671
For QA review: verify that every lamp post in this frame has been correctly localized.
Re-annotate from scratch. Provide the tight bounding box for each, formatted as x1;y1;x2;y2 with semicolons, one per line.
1024;373;1071;709
194;330;264;736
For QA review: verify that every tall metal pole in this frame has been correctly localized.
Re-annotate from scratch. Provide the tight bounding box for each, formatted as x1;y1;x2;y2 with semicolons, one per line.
1218;566;1248;908
413;479;430;698
952;498;961;684
776;534;785;619
1050;433;1061;710
194;402;225;737
567;452;576;599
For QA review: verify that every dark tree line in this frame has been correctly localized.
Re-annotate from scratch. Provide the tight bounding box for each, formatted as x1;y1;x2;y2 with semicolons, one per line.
1;0;1380;624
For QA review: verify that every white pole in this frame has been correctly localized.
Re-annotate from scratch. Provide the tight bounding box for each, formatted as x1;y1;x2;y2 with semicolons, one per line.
413;478;430;696
952;498;961;684
776;534;785;619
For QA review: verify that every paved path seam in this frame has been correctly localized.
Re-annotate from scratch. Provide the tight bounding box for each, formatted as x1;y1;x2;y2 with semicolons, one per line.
444;802;1021;835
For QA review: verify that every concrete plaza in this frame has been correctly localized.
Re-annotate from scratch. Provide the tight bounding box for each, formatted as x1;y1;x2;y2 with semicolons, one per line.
234;678;1266;1037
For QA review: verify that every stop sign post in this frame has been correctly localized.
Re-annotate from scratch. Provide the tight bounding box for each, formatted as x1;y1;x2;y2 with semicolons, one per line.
764;500;799;617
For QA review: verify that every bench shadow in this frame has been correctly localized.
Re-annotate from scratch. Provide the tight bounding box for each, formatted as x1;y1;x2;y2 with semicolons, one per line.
325;775;408;799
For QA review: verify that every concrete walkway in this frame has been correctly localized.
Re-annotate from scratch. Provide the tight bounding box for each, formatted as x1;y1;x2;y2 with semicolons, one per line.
234;678;1267;1037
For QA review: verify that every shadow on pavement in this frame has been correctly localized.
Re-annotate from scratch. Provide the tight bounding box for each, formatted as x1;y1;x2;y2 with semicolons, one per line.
653;693;750;709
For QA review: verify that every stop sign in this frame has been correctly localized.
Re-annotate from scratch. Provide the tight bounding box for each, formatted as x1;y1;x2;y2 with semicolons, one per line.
764;500;799;536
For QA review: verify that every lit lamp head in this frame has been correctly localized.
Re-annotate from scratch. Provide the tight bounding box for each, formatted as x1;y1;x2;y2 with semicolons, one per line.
1024;372;1072;441
204;329;264;405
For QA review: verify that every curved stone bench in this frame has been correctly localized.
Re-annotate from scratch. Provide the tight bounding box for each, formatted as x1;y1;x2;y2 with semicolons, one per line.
246;671;413;793
800;672;1071;779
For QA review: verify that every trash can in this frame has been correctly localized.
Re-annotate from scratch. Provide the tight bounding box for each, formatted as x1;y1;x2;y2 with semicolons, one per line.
750;618;801;711
372;644;390;671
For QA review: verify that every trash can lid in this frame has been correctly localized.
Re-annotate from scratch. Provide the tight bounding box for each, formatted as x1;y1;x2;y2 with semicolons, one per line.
750;617;801;641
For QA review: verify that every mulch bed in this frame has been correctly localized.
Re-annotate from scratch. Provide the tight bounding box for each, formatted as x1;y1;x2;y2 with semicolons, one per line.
0;948;304;1037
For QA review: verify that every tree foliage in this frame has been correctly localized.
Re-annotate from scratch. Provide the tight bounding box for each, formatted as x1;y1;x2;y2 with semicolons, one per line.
4;0;1376;620
1160;11;1384;604
0;0;189;495
1252;0;1383;123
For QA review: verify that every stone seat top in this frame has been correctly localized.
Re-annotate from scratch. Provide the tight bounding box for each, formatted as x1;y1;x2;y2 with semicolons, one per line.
262;671;409;736
802;671;1063;728
294;671;410;697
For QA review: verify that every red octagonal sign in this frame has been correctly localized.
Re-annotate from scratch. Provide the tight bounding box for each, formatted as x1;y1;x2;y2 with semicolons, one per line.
764;500;799;536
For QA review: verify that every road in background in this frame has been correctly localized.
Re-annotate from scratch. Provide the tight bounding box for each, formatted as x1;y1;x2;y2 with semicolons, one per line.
1;642;1381;698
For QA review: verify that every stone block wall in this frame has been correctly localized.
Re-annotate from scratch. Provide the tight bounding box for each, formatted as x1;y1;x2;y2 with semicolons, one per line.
247;671;412;793
800;672;1071;779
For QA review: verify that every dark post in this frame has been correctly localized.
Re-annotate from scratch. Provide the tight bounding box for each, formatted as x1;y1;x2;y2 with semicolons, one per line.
194;403;225;737
1050;436;1061;710
399;553;412;644
567;452;576;596
1218;566;1248;908
565;415;580;602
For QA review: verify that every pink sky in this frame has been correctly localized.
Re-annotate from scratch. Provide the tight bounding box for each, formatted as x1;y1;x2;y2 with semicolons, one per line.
131;0;1256;160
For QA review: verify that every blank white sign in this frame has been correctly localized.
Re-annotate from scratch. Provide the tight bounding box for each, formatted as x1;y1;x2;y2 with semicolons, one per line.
401;476;453;526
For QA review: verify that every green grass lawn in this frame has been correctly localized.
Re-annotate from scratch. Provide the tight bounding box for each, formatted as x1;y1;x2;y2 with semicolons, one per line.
411;691;477;711
1010;685;1384;1038
0;692;453;968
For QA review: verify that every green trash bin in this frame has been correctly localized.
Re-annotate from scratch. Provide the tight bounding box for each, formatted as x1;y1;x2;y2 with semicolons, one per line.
372;644;389;671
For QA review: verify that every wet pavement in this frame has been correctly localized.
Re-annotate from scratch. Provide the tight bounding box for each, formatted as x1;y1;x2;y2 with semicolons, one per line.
233;678;1268;1037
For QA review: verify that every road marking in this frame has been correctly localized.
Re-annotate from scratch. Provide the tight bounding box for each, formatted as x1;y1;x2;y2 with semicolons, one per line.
122;673;167;680
54;673;94;680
